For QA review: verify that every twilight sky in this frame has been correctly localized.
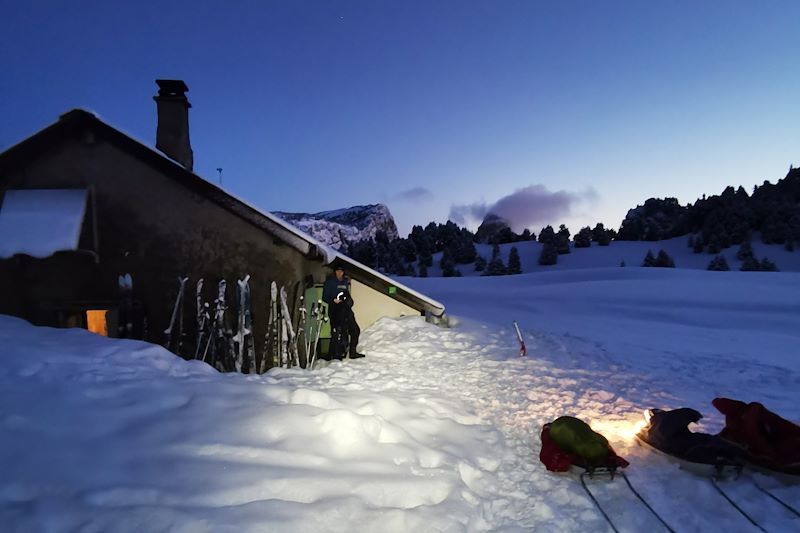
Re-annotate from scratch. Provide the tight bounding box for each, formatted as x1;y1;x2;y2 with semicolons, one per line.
1;1;798;236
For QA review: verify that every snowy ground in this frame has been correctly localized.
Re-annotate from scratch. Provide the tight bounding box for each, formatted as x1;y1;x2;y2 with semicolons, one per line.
2;265;799;531
434;234;800;277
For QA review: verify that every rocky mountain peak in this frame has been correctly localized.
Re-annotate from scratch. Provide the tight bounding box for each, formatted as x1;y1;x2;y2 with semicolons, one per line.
474;213;511;243
274;203;399;250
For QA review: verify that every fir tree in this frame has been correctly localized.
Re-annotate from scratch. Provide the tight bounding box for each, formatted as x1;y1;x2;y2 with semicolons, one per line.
481;244;506;275
574;227;592;248
707;235;721;254
592;223;607;242
642;250;656;267
740;256;761;271
597;228;612;246
555;225;571;254
439;248;458;277
484;256;507;276
707;255;730;271
693;236;705;254
655;249;676;268
507;246;522;274
474;255;487;272
491;242;501;261
397;238;417;263
538;225;556;244
418;260;428;277
538;242;558;266
736;241;754;261
760;257;779;272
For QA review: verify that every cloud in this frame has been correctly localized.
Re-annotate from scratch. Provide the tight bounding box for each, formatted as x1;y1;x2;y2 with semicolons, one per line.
449;201;489;227
449;185;599;232
393;187;433;203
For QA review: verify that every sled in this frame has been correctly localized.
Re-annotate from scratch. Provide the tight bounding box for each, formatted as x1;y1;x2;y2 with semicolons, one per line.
637;408;800;529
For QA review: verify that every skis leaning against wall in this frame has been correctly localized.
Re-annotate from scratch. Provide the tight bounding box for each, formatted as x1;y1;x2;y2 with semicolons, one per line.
295;294;307;367
234;275;257;373
261;281;280;374
164;276;189;356
213;280;235;372
194;278;209;361
279;285;298;368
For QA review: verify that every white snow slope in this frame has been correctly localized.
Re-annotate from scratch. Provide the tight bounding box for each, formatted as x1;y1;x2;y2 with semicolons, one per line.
1;258;799;531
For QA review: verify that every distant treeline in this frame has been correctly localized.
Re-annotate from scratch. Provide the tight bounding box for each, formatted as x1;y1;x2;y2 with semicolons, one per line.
346;168;799;276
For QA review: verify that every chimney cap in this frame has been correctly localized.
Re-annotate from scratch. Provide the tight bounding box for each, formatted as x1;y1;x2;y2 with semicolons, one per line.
155;79;189;97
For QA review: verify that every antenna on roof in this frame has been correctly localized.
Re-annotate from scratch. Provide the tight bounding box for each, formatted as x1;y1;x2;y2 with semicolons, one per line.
216;168;223;185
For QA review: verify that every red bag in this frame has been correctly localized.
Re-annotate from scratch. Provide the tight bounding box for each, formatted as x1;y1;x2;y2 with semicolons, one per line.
713;397;800;473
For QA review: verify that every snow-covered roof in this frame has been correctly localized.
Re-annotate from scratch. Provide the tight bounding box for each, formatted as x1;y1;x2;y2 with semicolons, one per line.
0;189;87;258
329;250;446;316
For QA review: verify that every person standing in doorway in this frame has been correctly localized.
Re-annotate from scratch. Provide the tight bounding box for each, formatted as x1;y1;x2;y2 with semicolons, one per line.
322;266;364;360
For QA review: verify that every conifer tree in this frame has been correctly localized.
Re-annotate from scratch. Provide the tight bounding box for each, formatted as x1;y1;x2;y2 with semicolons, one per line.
574;227;592;248
707;255;730;271
655;249;676;268
740;256;761;271
538;242;558;266
538;225;556;244
597;228;612;246
555;227;571;255
485;242;506;275
439;248;458;277
592;223;606;242
642;250;656;267
507;246;522;274
484;255;507;276
474;255;487;272
760;257;779;272
707;235;721;254
418;260;428;277
736;241;754;261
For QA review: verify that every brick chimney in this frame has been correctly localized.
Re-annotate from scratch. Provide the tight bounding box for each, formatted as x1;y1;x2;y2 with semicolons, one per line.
153;79;193;171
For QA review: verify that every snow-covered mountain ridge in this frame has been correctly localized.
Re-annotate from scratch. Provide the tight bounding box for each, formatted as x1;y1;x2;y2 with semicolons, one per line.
274;204;399;250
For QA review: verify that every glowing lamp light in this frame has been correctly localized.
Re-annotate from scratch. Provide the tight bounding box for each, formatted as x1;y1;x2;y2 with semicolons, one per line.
589;412;651;443
86;310;108;336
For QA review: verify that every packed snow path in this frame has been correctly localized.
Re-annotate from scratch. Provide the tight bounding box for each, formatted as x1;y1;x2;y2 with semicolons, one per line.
357;318;800;532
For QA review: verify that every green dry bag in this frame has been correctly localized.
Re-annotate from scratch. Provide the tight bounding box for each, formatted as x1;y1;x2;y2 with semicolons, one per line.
549;416;610;464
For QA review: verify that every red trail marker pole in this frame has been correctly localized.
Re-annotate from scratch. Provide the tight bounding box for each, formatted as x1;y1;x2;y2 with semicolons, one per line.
513;320;527;357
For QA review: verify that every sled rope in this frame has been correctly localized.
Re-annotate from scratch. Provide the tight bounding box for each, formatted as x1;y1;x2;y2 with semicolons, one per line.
579;471;620;533
709;477;766;532
579;470;676;533
619;472;676;533
750;478;800;519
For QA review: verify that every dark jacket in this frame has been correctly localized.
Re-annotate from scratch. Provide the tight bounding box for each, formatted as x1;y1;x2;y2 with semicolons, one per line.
639;407;743;465
323;275;353;308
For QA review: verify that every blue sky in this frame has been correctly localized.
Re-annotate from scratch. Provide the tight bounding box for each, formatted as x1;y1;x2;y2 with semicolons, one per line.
1;1;798;236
